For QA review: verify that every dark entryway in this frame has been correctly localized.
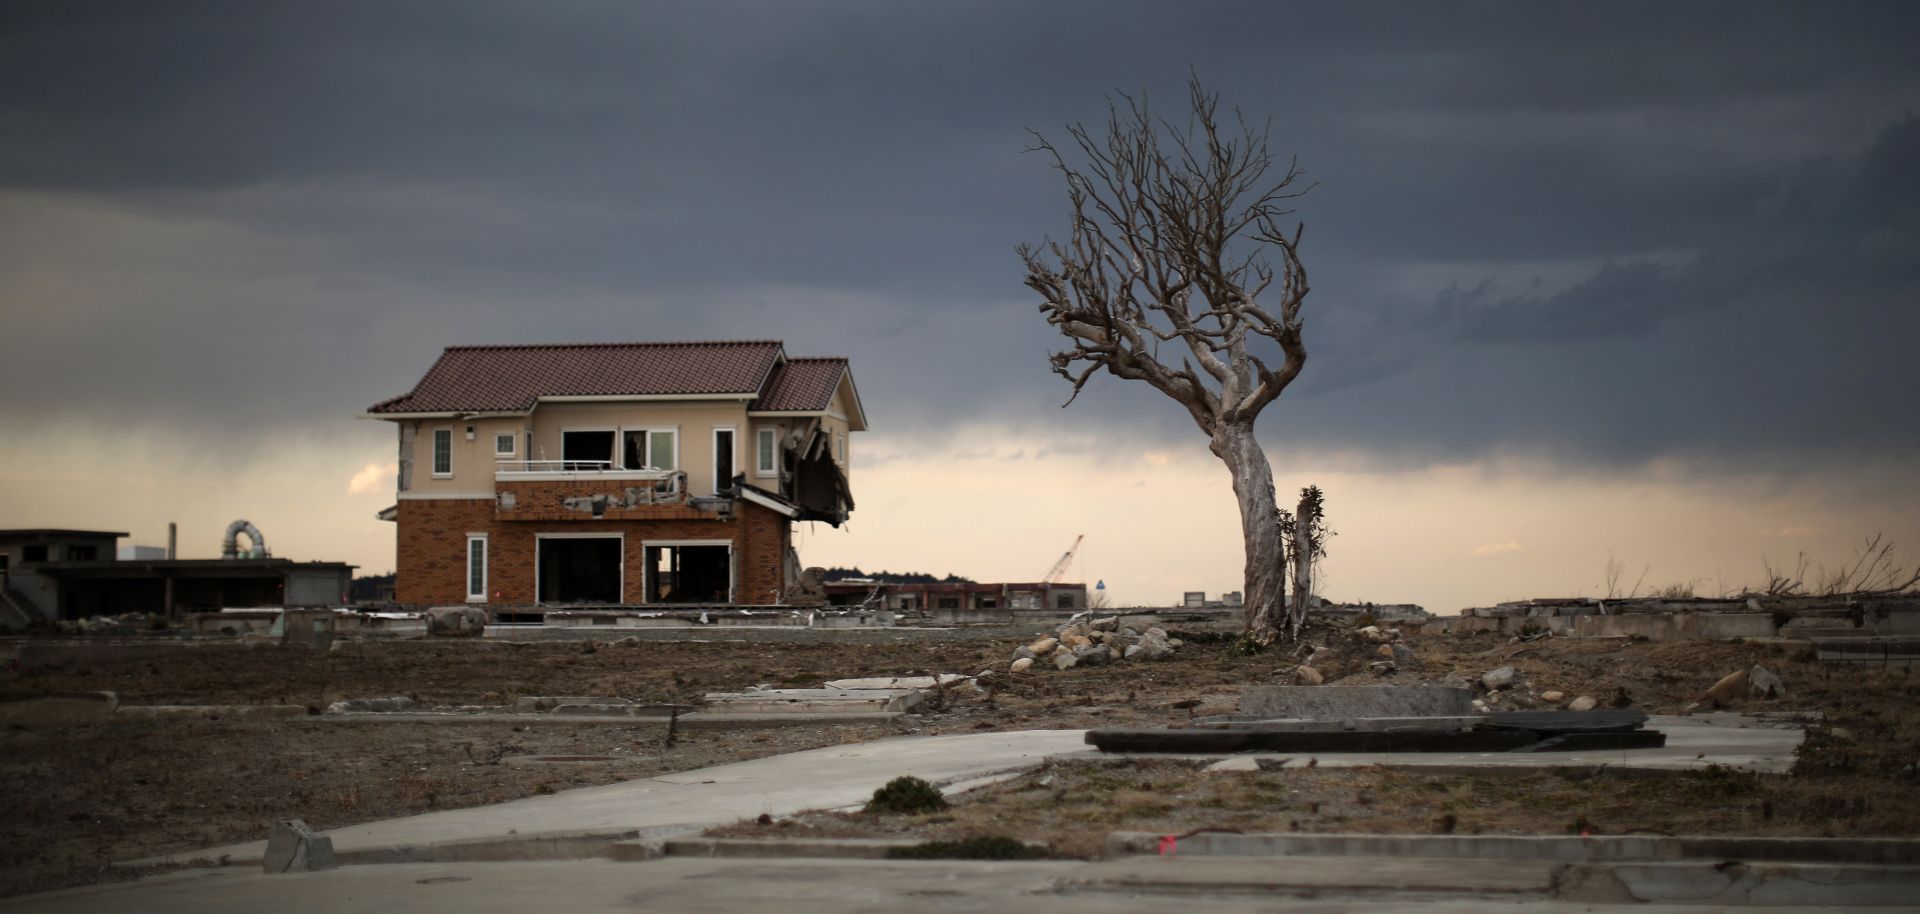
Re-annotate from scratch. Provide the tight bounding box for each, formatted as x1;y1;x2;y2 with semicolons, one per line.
537;537;622;603
643;544;731;603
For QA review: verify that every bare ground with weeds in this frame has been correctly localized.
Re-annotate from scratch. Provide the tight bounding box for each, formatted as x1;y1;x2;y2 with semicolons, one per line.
5;620;1917;894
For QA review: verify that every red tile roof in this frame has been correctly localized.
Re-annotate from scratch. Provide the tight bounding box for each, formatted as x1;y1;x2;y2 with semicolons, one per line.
367;341;787;414
750;357;848;412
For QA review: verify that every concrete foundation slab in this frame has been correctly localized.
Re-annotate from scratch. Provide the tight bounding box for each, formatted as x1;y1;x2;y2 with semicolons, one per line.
0;690;118;727
1238;685;1475;720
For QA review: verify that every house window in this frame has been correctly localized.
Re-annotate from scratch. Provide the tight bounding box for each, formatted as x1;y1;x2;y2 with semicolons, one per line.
713;428;735;493
756;428;777;476
22;545;47;563
1056;593;1075;609
466;535;488;602
67;545;98;562
494;432;516;458
562;430;616;469
936;596;960;609
835;433;846;464
622;429;677;470
432;428;453;477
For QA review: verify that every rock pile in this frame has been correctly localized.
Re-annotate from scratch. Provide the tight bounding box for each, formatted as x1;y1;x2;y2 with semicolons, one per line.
1008;616;1182;672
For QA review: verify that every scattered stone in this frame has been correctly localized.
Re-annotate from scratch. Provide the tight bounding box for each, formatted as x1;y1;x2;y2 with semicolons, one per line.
1705;669;1750;706
1012;646;1036;662
1168;638;1183;648
1749;665;1787;699
1027;637;1058;655
1376;644;1397;660
1010;657;1034;673
1481;667;1518;691
1472;699;1489;713
326;696;416;714
1091;616;1120;632
1074;645;1112;667
1294;665;1324;686
1054;652;1079;671
1368;661;1398;676
1063;633;1094;650
263;819;335;873
1389;643;1417;668
1568;695;1598;711
1541;690;1566;704
1132;633;1175;661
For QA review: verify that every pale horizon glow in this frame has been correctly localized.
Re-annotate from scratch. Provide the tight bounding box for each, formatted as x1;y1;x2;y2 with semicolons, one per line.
3;419;1914;616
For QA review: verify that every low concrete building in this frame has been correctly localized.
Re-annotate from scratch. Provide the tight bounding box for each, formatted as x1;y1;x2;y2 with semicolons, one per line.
824;580;1088;622
0;528;354;625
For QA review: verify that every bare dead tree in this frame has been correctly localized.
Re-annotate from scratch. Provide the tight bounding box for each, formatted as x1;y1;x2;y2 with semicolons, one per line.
1018;78;1313;642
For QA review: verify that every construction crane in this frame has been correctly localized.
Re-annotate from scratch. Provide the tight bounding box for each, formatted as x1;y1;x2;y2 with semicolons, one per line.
1041;534;1084;584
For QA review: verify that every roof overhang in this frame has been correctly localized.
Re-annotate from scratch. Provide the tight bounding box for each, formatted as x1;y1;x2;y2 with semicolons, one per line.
736;484;801;519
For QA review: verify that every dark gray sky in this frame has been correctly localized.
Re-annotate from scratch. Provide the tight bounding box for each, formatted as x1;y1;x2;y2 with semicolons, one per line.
4;0;1918;476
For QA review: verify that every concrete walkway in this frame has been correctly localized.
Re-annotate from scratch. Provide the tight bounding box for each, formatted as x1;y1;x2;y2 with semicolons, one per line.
138;729;1097;867
135;714;1800;868
19;857;1903;914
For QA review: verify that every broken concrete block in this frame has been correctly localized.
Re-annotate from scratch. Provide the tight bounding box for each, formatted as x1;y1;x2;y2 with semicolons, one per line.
1706;669;1749;706
1568;696;1598;711
1010;657;1034;673
326;696;416;714
1482;667;1518;691
1091;616;1120;632
263;819;335;873
1241;685;1475;720
1389;643;1416;668
1749;665;1787;699
1027;637;1058;656
1012;646;1036;662
1053;651;1079;671
426;606;487;637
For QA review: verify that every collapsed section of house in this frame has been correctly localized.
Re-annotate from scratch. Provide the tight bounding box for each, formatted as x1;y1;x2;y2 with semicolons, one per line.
362;340;866;609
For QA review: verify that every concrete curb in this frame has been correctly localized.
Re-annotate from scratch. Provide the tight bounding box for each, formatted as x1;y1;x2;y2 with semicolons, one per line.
1107;830;1920;865
658;837;923;859
1559;861;1920;906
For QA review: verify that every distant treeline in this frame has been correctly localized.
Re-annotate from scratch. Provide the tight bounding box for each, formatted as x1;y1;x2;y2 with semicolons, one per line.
819;567;974;584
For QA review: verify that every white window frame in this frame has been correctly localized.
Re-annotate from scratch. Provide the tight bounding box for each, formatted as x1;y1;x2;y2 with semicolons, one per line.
641;538;733;604
432;427;453;478
711;426;737;495
533;532;625;605
622;426;679;471
755;427;777;477
465;534;488;603
560;427;618;467
493;431;517;458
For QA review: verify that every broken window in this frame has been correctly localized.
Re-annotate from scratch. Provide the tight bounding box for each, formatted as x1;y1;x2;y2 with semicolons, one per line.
756;428;777;476
713;428;735;493
537;536;621;603
432;428;453;476
563;430;616;470
936;596;960;610
644;544;730;603
66;545;98;562
1056;593;1075;609
978;597;999;609
466;535;487;602
622;429;676;470
23;545;47;563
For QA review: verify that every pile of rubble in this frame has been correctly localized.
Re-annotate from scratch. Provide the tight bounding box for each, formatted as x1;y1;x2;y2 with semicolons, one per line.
1287;624;1415;685
1009;615;1182;672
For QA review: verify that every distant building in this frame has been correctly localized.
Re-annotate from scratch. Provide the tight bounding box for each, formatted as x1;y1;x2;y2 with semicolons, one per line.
823;580;1088;620
117;545;168;561
0;528;353;627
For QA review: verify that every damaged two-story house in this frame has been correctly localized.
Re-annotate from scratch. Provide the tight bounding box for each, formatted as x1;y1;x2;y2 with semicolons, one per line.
364;340;864;608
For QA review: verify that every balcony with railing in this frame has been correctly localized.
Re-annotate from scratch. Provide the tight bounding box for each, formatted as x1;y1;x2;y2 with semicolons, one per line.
493;461;698;521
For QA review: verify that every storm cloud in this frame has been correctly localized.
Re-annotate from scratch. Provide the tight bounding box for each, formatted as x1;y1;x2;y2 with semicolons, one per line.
3;0;1917;475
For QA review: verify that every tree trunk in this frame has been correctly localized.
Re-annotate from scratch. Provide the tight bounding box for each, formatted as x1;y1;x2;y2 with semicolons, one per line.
1212;421;1287;642
1289;493;1314;640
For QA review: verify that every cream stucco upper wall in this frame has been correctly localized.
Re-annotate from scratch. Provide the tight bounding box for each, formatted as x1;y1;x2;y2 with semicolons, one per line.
392;382;863;496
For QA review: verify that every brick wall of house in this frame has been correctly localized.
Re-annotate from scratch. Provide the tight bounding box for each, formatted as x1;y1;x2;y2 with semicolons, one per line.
395;496;790;607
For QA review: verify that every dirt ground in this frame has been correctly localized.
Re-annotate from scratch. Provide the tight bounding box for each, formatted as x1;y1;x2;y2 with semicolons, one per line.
4;618;1916;895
